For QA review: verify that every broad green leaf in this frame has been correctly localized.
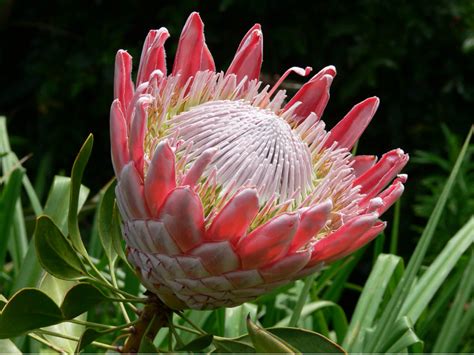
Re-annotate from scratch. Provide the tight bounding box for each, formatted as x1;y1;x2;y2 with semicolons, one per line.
176;334;213;351
39;274;84;353
0;288;63;338
98;179;117;262
400;217;474;322
365;126;473;352
75;328;103;352
246;316;299;353
12;176;89;293
44;176;90;234
35;215;87;280
0;168;24;266
213;337;255;353
268;327;347;354
0;339;21;354
343;254;404;351
68;134;93;257
225;303;258;338
60;283;107;319
432;250;474;353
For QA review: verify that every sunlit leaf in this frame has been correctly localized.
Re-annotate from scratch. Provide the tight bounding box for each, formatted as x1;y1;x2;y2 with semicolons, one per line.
35;215;87;280
38;274;83;353
225;303;258;338
0;339;21;354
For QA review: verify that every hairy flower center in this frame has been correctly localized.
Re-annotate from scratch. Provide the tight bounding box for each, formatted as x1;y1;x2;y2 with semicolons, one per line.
169;100;313;203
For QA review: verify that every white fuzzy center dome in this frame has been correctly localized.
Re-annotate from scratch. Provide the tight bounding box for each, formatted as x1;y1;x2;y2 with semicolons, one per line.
169;100;313;203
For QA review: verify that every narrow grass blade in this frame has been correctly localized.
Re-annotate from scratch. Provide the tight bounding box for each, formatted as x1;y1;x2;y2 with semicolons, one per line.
0;169;24;266
343;254;404;352
432;250;474;353
365;126;473;352
400;217;474;323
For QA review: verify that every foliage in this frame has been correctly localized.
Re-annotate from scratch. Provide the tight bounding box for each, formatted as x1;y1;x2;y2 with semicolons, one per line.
0;118;472;353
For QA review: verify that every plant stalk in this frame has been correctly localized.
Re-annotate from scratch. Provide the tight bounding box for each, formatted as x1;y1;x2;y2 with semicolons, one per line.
121;292;172;353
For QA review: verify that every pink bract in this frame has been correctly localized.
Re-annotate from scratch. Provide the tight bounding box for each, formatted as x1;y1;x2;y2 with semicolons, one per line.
110;12;408;310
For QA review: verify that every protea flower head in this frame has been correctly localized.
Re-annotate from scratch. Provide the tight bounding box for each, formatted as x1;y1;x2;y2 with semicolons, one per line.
111;12;408;310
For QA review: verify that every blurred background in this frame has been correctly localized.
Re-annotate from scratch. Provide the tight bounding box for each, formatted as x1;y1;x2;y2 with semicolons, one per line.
0;0;473;278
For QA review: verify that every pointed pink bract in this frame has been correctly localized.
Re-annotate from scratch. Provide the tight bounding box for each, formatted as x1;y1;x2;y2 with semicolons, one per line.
226;26;263;83
136;28;169;85
325;97;380;150
145;141;176;217
172;12;216;86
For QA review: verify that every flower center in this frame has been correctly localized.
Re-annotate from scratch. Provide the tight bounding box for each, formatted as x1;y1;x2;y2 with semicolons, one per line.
169;100;313;203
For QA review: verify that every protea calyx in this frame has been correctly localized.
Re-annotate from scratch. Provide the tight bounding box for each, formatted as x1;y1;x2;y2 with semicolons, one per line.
110;12;408;310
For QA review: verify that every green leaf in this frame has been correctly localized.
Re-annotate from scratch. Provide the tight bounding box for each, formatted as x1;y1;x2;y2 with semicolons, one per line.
432;250;474;353
0;168;24;265
386;328;424;353
45;176;90;234
11;176;90;293
75;328;103;352
246;316;299;353
38;274;84;353
0;339;21;354
343;254;404;352
225;303;258;338
0;118;28;273
68;134;93;257
60;283;107;319
0;288;63;338
112;202;128;263
35;215;87;280
268;328;346;354
365;126;473;352
213;337;255;353
176;334;213;351
400;217;474;323
98;179;117;262
380;316;420;353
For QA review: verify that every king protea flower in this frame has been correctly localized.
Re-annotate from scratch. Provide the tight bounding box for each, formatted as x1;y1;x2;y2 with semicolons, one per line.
111;12;408;310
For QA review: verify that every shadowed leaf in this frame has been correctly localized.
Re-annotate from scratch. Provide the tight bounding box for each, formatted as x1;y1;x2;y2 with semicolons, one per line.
0;288;63;338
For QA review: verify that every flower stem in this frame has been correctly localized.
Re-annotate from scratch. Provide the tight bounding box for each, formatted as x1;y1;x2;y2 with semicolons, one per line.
121;293;172;353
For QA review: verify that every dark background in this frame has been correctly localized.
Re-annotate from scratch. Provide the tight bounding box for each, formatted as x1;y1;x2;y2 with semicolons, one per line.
1;0;473;258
